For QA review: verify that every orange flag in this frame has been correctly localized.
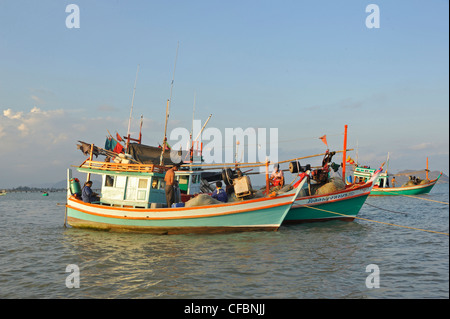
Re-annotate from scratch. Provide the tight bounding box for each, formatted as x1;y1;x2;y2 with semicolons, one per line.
319;135;328;147
346;156;355;165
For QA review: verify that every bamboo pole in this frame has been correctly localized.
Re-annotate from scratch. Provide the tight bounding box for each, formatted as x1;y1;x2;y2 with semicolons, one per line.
87;144;94;182
182;149;353;170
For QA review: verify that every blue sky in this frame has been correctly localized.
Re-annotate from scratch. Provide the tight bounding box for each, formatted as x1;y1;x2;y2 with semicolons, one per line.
0;0;448;188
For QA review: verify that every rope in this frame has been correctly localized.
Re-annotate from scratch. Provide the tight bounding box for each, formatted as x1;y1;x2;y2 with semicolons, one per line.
398;194;449;205
303;205;449;236
364;202;408;215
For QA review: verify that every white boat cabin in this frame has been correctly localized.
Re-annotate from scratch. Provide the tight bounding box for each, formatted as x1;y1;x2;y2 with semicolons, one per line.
100;172;167;208
353;166;389;187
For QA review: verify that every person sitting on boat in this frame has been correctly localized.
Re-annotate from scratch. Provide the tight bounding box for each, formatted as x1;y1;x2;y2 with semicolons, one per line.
81;181;99;203
212;181;228;203
164;162;181;208
270;163;284;187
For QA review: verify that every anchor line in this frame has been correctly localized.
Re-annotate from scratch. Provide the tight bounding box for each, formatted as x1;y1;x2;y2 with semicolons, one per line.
397;193;448;205
364;202;408;215
302;205;449;236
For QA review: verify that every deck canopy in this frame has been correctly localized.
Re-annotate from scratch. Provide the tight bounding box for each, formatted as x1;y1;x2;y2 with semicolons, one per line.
128;143;182;165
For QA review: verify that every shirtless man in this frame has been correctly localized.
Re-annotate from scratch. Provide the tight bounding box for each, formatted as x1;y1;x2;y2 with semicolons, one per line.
164;163;181;208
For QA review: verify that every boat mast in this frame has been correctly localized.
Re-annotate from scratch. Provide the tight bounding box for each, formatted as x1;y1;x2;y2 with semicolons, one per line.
160;42;179;166
385;152;390;176
126;64;140;152
342;124;348;183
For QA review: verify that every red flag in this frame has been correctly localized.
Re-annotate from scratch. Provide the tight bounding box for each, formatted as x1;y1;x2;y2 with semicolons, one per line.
116;132;123;142
319;135;328;147
113;142;124;153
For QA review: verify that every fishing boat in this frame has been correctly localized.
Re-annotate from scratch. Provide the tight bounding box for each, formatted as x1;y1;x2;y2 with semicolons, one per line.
284;179;375;224
354;166;441;196
0;190;6;196
65;158;306;234
353;157;442;196
282;153;381;224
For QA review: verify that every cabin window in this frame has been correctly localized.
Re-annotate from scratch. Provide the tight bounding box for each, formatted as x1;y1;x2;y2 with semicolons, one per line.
177;175;189;192
177;175;189;185
192;174;199;184
104;175;115;187
135;178;148;200
138;178;148;189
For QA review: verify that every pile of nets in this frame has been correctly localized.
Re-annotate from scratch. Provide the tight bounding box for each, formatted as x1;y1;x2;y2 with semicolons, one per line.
402;179;430;187
184;194;222;207
315;177;346;195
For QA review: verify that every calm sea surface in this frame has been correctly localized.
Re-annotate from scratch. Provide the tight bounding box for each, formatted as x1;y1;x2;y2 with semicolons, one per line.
0;184;448;299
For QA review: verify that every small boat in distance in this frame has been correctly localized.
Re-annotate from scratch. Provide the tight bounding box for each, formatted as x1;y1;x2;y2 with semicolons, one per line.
0;190;6;196
353;157;441;196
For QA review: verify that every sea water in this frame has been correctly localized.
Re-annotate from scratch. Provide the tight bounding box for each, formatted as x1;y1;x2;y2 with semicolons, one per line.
0;184;448;299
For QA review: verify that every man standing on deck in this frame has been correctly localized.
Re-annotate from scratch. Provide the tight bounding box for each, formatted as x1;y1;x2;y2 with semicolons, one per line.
164;163;181;208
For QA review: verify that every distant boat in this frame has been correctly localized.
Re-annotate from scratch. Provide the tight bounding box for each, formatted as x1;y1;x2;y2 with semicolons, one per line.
353;157;441;196
42;192;49;196
0;190;6;196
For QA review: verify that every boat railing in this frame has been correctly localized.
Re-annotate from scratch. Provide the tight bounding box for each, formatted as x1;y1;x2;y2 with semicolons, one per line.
79;160;169;174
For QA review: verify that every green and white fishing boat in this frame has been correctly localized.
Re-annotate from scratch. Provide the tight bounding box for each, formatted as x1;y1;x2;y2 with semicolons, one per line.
353;157;442;196
284;178;375;223
283;159;381;224
354;166;441;196
65;158;306;234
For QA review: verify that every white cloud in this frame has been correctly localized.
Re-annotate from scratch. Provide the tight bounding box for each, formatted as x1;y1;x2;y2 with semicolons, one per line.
3;108;23;119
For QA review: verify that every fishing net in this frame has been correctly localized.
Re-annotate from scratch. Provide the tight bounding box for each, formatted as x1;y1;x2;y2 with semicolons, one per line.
184;194;222;207
402;181;416;187
315;177;346;195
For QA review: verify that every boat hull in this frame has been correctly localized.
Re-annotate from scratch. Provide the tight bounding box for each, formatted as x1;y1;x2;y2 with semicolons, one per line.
284;183;371;224
66;190;299;234
370;180;438;196
370;173;441;196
